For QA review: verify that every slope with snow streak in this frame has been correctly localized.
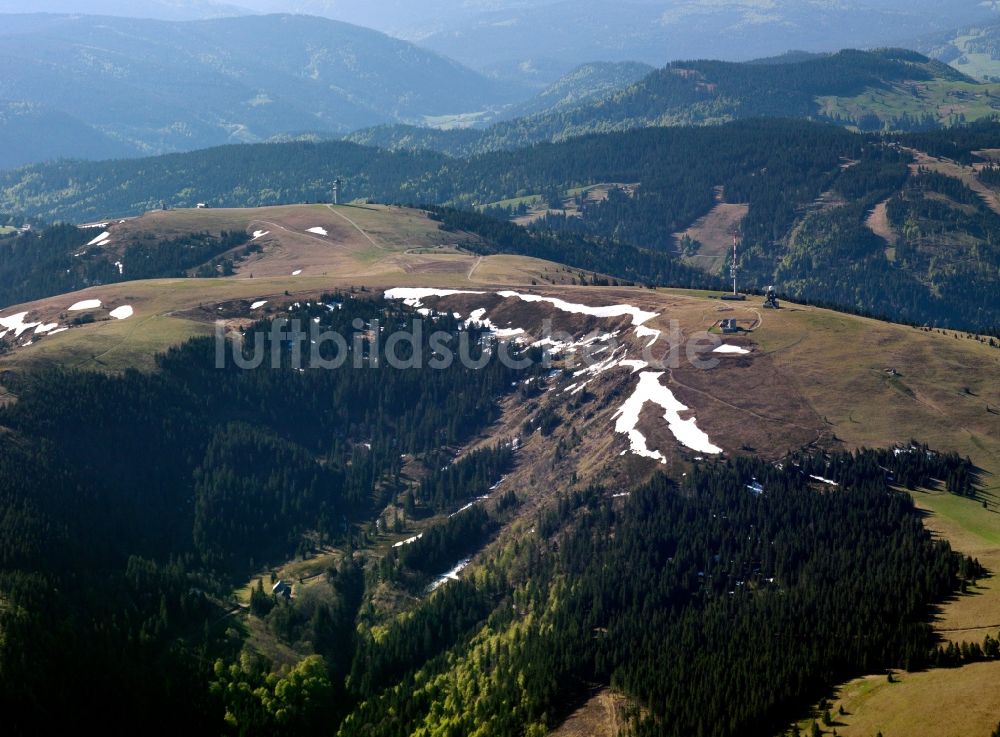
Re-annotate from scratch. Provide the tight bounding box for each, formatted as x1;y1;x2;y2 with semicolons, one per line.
428;558;471;592
68;299;102;311
385;287;663;346
86;231;111;247
384;287;486;309
0;312;40;337
613;372;723;460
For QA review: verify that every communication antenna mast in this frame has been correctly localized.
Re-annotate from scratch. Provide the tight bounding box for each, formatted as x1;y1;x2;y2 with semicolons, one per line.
721;230;746;301
730;232;738;296
332;178;342;205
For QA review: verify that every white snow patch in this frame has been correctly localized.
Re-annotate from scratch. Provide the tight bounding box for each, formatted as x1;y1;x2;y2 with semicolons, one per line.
86;231;111;246
0;312;40;337
384;287;486;309
109;305;133;320
635;325;661;347
531;336;576;353
34;323;59;334
713;344;750;355
252;230;269;239
619;359;649;373
809;474;839;486
47;327;69;336
464;308;525;339
306;227;328;236
292;269;302;276
428;558;471;592
392;534;423;548
68;299;102;311
496;290;658;328
388;290;660;342
450;501;478;518
114;260;123;275
613;372;723;461
250;300;268;309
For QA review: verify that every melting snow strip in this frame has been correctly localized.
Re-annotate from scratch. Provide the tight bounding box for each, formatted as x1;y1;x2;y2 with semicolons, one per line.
68;299;102;311
713;344;750;355
428;558;471;592
306;227;328;236
495;290;658;327
384;288;486;309
613;372;723;460
387;288;662;349
809;475;839;486
392;534;423;548
251;300;268;309
86;231;111;246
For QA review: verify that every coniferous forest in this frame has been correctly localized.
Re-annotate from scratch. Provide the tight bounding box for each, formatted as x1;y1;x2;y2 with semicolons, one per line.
0;292;988;735
5;118;1000;332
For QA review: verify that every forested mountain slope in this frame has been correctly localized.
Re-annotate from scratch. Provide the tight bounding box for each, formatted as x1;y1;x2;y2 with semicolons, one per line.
0;198;998;734
0;13;512;164
0;101;134;170
5;118;1000;333
346;49;1000;157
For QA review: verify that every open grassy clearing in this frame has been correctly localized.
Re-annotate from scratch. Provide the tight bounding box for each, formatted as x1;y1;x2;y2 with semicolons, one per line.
548;688;629;737
790;662;1000;737
818;79;1000;127
941;33;1000;81
865;197;898;253
673;187;748;274
907;149;1000;215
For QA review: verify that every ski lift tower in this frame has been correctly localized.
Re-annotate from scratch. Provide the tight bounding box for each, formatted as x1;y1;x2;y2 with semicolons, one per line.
331;178;342;205
721;231;746;301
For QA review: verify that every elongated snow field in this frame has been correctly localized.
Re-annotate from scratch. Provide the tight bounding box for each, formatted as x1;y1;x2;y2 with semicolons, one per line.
86;231;111;247
713;344;750;355
386;288;662;345
428;558;471;592
614;372;723;459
